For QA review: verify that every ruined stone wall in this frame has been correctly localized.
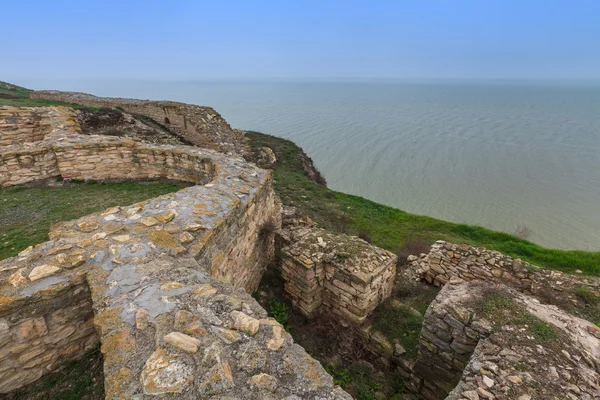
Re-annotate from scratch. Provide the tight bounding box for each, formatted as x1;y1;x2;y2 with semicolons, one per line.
0;107;79;186
0;278;97;392
409;240;600;295
279;225;396;323
409;281;600;400
0;107;354;398
1;145;59;187
0;107;68;147
30;91;246;154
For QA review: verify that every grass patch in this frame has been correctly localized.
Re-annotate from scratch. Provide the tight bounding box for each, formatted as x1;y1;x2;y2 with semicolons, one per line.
479;292;558;342
370;301;424;357
245;131;600;276
0;83;102;111
0;97;103;111
0;180;183;260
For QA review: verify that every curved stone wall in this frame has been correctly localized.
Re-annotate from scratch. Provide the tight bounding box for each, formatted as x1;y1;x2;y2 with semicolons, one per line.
0;107;352;399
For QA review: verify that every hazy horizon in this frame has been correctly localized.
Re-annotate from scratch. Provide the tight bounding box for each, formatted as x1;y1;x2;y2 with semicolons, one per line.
3;1;600;81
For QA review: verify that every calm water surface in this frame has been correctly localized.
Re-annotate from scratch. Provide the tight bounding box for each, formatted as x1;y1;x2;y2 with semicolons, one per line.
22;79;600;250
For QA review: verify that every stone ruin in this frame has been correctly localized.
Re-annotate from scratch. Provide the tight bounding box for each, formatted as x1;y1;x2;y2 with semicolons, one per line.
0;106;354;398
2;103;599;400
278;222;396;323
390;241;600;399
30;91;247;154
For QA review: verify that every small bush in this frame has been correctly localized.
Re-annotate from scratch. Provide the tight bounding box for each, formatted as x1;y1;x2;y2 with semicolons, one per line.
396;237;431;266
357;229;371;243
258;218;278;244
513;224;533;239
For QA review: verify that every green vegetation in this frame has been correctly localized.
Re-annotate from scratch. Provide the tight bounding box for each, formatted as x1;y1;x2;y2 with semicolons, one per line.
0;180;183;260
245;130;600;276
0;81;102;111
268;300;291;332
324;366;353;386
480;292;558;341
7;345;103;400
371;302;424;357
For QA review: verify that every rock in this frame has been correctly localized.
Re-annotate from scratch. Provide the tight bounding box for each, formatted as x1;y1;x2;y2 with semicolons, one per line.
462;390;480;400
136;308;149;330
112;234;130;242
198;361;235;395
140;348;194;395
230;311;259;335
28;264;61;281
147;230;178;248
256;147;277;168
482;375;494;388
18;318;47;340
267;325;285;350
394;343;407;356
184;223;206;231
507;375;522;384
197;307;223;326
179;232;194;243
9;269;26;287
248;373;278;392
140;217;159;227
210;326;242;344
77;220;99;232
193;284;218;298
164;332;201;353
517;396;531;400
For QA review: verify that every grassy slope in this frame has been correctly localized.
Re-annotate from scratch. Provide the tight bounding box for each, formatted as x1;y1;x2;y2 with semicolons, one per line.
0;181;183;260
245;131;600;276
0;81;102;110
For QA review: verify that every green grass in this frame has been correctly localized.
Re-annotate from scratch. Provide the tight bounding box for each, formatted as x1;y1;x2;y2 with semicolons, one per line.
0;97;104;111
371;301;424;357
480;293;558;341
0;180;183;260
245;131;600;276
268;300;292;332
0;82;103;110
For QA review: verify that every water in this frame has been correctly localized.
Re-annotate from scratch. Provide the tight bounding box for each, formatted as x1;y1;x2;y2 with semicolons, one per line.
20;79;600;250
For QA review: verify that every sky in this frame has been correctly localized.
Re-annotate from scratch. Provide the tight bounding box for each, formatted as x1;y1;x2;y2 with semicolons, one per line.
2;0;600;81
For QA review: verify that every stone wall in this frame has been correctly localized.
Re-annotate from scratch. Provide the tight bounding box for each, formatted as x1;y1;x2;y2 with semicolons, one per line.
0;278;97;392
279;224;396;324
408;240;600;296
0;106;79;148
0;107;354;399
30;91;246;154
410;281;600;400
0;106;79;186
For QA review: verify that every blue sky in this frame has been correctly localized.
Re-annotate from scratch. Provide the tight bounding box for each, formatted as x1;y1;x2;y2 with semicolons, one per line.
2;0;599;80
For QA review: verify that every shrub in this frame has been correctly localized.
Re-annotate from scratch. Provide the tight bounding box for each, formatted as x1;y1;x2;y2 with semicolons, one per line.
269;301;291;331
396;237;431;266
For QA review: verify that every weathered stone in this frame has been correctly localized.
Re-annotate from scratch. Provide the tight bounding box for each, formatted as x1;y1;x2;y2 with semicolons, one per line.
164;332;201;353
248;373;278;392
230;311;260;335
140;348;194;394
18;318;48;340
28;264;61;281
267;325;285;350
199;361;235;395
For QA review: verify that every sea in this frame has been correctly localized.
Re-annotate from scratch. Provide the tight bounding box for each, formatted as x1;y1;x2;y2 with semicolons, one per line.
17;79;600;251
